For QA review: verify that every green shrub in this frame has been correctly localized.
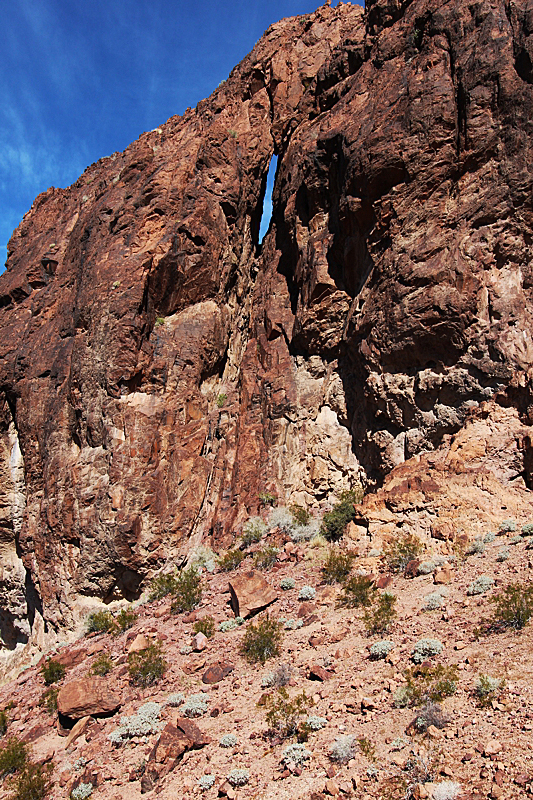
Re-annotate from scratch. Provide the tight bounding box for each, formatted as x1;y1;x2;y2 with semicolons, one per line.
41;658;65;686
86;610;115;634
358;736;376;760
149;573;178;601
290;504;310;527
383;533;423;573
114;608;138;633
0;737;28;775
92;653;114;677
9;762;53;800
39;688;58;714
474;674;504;708
322;548;355;585
394;664;458;708
193;616;215;639
262;687;312;739
170;567;202;613
241;517;266;548
0;710;8;737
258;492;276;507
338;574;376;608
128;642;168;687
216;393;227;408
320;490;360;542
218;549;244;571
364;592;397;635
240;617;283;663
490;582;533;630
253;546;279;571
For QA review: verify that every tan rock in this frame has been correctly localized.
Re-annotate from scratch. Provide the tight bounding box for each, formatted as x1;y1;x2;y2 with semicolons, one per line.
484;740;503;757
65;716;92;749
228;571;277;618
127;633;151;654
57;678;121;720
192;632;208;652
433;564;453;585
325;778;340;795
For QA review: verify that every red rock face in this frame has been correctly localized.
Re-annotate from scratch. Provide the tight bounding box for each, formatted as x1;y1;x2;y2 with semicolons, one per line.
0;0;533;646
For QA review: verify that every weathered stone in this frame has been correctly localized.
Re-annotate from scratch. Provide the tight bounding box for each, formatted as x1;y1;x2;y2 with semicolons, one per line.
434;565;453;585
228;571;277;618
57;678;121;721
192;632;208;652
404;560;421;579
202;662;234;685
307;664;330;681
65;716;92;750
127;634;151;654
174;717;211;748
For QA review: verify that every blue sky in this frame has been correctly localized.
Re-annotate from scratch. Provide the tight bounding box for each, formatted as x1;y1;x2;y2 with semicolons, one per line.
1;1;362;270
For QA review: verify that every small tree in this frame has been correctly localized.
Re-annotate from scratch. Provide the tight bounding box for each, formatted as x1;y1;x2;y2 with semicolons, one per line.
170;567;202;613
320;490;361;542
41;659;65;686
364;593;397;635
128;642;167;687
262;687;312;739
240;617;283;663
490;583;533;630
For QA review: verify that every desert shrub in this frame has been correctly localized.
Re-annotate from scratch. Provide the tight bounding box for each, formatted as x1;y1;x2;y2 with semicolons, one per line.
262;663;292;688
198;774;216;791
0;710;7;737
417;561;436;575
218;549;244;571
41;658;65;686
291;518;321;543
149;573;178;600
219;733;238;748
128;642;167;687
170;567;202;613
499;519;516;533
396;664;458;707
483;531;496;543
474;674;504;708
39;688;58;714
193;616;215;639
338;574;376;608
262;687;311;739
216;393;227;408
280;578;295;590
268;507;295;534
320;489;360;542
253;546;279;570
259;492;276;507
364;592;397;635
227;769;249;787
467;575;494;596
190;546;217;574
241;517;266;548
182;693;208;718
466;538;486;556
86;610;115;634
423;591;444;611
91;653;113;677
0;737;28;775
522;522;533;536
329;734;357;764
509;535;522;545
383;533;423;573
358;736;376;760
496;548;510;562
281;743;311;766
411;638;443;663
298;586;316;601
114;608;137;633
489;582;533;630
322;548;355;585
431;781;463;800
108;702;162;744
283;618;303;630
10;763;53;800
166;693;184;707
241;617;283;663
369;640;394;660
305;715;327;731
414;700;450;732
290;504;310;526
70;784;93;800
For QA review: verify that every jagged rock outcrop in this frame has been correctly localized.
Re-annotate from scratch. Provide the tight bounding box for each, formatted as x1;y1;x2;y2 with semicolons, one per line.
1;0;533;655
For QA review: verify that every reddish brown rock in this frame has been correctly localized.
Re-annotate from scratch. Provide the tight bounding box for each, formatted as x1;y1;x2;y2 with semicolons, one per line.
57;678;121;721
307;663;330;682
174;717;211;748
404;560;421;579
202;662;234;685
1;0;533;652
228;571;278;618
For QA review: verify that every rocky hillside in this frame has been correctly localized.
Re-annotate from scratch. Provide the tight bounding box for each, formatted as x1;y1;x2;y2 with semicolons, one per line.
1;0;533;678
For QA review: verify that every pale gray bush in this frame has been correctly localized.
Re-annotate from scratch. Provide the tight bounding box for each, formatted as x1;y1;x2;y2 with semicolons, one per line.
220;733;238;748
329;734;357;764
280;577;295;590
411;638;443;663
198;774;216;791
369;640;394;660
227;769;250;787
305;715;327;731
282;743;311;766
182;692;208;718
467;575;494;596
298;585;316;601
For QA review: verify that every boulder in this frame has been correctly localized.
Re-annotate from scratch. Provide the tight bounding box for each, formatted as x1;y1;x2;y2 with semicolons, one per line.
434;564;453;585
228;571;278;618
127;633;151;654
202;662;234;685
192;632;208;652
57;678;121;721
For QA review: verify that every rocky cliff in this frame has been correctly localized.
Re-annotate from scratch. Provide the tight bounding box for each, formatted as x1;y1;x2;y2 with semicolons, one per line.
1;0;533;662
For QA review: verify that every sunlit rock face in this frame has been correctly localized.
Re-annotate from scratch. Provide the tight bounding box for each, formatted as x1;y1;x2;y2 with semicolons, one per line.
1;0;533;652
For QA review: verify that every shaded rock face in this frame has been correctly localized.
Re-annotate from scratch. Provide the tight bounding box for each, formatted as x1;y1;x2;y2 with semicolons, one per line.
0;0;533;646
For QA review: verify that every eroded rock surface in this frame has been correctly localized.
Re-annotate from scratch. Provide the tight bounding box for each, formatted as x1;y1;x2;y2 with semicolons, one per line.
0;0;533;652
